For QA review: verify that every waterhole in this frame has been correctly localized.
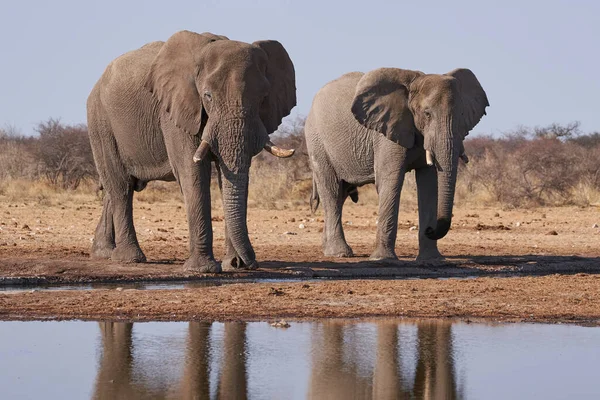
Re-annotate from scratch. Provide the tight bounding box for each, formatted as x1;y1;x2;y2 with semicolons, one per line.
1;319;598;399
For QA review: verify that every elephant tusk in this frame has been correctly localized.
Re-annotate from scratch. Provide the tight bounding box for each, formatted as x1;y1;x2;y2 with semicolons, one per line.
193;140;211;163
426;150;434;166
264;141;295;158
460;153;469;164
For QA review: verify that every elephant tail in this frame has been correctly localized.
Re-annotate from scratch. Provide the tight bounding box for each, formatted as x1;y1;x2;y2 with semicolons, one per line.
310;176;320;213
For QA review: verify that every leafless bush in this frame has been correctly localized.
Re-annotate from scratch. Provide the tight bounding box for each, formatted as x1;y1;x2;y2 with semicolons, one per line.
34;119;97;189
0;127;40;180
248;117;313;207
1;118;598;209
460;122;600;207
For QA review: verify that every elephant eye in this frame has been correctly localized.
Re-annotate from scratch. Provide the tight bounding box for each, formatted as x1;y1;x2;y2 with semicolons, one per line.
204;91;213;102
424;110;432;119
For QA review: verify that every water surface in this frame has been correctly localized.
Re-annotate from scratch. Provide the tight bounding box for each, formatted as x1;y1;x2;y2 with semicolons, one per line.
1;320;598;399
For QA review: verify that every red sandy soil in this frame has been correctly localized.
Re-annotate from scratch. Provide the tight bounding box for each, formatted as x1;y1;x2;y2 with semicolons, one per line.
1;194;599;323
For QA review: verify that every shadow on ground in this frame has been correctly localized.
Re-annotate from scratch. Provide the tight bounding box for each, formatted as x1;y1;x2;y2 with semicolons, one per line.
1;253;599;287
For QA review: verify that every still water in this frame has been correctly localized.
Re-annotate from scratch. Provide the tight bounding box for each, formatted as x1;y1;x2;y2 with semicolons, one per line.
1;320;599;399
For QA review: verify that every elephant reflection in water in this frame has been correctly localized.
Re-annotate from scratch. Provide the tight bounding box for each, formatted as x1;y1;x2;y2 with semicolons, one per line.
93;321;248;400
309;321;460;400
93;322;159;399
412;321;461;400
308;323;373;399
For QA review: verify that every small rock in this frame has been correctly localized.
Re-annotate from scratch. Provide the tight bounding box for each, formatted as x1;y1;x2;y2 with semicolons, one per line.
268;287;285;296
289;217;296;222
270;320;290;329
298;223;306;229
283;231;297;235
345;221;352;225
494;212;500;217
29;289;38;293
409;226;418;231
546;230;558;236
592;223;599;229
22;224;30;230
157;228;168;232
515;222;521;227
115;287;123;292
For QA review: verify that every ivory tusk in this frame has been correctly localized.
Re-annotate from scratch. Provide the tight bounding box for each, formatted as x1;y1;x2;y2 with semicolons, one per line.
264;140;295;158
193;140;211;163
425;150;434;166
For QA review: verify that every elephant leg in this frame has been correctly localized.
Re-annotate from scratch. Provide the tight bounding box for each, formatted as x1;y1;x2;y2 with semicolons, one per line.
217;165;254;270
88;117;145;263
91;192;115;259
176;157;220;273
161;122;220;273
416;166;443;261
318;176;353;258
370;174;404;260
108;178;146;263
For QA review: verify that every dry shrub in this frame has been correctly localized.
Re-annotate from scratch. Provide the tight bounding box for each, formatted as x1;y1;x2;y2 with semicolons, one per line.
247;117;313;208
0;119;96;191
35;119;96;189
460;123;600;208
0;129;40;180
2;119;598;210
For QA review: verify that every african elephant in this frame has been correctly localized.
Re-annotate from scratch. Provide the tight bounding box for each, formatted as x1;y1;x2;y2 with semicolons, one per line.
305;68;488;260
87;30;296;272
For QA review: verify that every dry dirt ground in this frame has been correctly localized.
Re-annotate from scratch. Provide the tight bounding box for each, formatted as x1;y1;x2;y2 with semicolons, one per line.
0;192;599;324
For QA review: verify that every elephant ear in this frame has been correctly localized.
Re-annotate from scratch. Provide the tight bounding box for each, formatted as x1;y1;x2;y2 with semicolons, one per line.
351;68;423;149
253;40;297;134
446;68;489;136
145;31;228;136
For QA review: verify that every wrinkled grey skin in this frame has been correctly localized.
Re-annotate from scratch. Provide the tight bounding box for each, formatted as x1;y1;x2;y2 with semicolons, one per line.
305;68;488;261
87;31;296;272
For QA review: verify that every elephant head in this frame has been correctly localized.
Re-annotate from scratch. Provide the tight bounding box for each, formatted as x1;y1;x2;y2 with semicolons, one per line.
351;68;488;240
145;31;296;266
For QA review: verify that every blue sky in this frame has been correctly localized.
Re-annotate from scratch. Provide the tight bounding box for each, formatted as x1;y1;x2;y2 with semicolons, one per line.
1;0;598;136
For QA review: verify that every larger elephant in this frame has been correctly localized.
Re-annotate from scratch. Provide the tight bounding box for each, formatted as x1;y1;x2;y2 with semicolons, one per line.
87;31;296;272
305;68;488;260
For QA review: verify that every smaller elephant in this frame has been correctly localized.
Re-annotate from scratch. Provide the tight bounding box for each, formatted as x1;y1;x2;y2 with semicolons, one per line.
305;68;488;261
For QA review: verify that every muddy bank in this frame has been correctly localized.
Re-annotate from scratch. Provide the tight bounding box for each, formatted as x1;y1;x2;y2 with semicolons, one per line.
1;251;599;287
2;274;600;325
1;198;599;323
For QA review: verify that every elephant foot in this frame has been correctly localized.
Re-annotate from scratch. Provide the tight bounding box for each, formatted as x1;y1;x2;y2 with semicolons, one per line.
91;241;114;260
110;244;146;263
323;242;354;258
369;246;397;261
222;255;259;271
184;256;222;273
415;250;445;263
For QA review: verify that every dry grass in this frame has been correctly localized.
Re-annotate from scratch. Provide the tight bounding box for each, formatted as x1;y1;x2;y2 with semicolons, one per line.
2;120;599;210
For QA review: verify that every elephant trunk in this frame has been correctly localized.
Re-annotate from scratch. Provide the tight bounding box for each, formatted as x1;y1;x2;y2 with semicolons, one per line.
425;118;460;241
220;169;256;266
